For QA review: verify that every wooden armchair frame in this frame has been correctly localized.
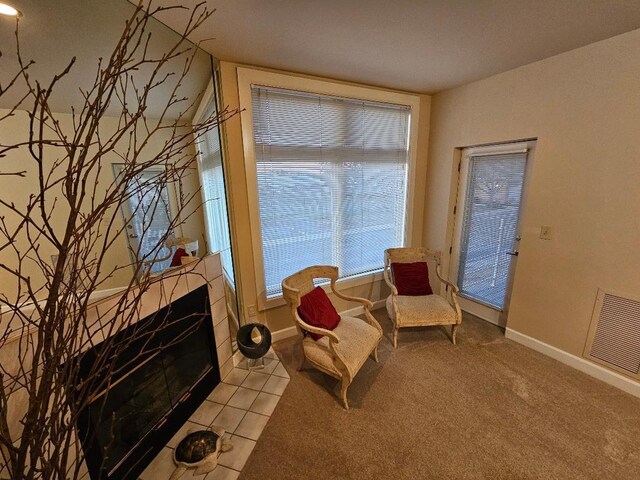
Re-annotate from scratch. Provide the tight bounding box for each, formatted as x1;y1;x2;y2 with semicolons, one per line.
384;247;462;348
281;265;383;409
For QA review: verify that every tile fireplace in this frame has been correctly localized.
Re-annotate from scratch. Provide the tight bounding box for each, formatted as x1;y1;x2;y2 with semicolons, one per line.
69;254;235;480
73;284;220;480
0;253;277;480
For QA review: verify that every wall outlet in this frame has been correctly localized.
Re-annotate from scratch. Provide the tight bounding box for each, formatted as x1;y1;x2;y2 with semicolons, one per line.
247;304;258;317
539;225;552;240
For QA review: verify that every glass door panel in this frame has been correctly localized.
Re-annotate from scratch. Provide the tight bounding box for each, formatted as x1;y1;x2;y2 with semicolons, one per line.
457;152;527;310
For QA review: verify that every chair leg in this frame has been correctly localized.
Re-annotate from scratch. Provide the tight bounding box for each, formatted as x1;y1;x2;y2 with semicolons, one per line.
451;324;459;345
392;327;399;349
340;378;351;410
297;350;305;371
372;345;379;363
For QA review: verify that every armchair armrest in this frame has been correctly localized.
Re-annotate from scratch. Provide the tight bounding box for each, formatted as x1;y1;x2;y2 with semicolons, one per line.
435;264;459;294
435;264;462;324
330;282;373;309
329;280;382;335
293;313;340;343
383;266;398;296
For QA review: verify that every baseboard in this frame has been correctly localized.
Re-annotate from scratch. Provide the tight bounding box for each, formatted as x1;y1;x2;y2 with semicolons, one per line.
339;298;386;317
505;328;640;399
271;325;298;343
91;286;126;301
232;348;244;367
373;298;386;310
463;309;502;327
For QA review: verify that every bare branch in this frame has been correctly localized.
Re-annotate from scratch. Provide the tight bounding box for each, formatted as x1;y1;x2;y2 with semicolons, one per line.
0;1;238;478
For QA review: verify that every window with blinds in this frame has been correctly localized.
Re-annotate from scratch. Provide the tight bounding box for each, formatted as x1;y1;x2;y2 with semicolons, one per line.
250;86;410;298
457;152;527;309
198;101;235;285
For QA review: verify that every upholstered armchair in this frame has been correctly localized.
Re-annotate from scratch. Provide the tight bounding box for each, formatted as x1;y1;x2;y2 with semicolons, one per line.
384;247;462;348
281;266;383;409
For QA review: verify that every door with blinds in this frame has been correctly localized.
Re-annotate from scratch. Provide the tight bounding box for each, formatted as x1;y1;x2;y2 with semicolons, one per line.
113;166;175;275
450;142;533;326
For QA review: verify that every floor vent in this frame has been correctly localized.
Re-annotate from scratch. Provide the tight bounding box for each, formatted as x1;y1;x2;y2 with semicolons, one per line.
585;289;640;378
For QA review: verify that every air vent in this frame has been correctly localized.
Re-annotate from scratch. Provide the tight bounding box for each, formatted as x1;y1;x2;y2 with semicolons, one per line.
585;289;640;378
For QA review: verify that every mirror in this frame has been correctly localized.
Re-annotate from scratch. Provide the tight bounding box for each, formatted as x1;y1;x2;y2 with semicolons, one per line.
0;0;241;348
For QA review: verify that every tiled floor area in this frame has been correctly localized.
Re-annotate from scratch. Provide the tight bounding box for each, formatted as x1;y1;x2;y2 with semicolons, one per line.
139;350;289;480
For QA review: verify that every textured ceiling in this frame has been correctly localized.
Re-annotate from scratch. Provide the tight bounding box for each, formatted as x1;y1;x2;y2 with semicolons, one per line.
0;0;210;118
153;0;640;94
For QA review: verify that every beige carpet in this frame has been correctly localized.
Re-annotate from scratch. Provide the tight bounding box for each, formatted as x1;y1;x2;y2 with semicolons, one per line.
239;311;640;479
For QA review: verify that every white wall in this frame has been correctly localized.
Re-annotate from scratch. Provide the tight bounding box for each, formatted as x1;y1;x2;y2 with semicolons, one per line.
425;28;640;358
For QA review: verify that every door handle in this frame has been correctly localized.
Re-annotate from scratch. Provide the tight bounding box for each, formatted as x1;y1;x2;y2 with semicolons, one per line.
505;250;519;256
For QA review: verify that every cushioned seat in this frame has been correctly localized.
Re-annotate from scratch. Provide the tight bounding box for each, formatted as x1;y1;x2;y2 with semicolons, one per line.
303;315;382;378
281;265;383;409
386;295;458;327
384;247;462;348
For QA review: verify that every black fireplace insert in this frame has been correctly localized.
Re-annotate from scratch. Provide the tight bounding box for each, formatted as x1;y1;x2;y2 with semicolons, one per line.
71;284;220;480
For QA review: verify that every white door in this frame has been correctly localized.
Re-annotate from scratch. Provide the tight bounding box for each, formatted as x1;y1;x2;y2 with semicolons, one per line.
450;142;533;326
115;166;175;275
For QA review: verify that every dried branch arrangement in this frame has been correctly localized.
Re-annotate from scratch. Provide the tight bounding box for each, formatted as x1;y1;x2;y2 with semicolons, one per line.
0;1;237;478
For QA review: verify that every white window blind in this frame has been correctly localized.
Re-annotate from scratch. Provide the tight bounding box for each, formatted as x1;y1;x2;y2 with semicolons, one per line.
457;152;527;309
199;101;235;285
128;170;174;274
251;86;410;298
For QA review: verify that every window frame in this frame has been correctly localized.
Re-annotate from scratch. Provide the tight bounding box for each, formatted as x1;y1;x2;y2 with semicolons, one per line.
237;67;421;310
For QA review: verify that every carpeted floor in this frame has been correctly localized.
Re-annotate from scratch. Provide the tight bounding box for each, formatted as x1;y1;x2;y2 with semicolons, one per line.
239;311;640;479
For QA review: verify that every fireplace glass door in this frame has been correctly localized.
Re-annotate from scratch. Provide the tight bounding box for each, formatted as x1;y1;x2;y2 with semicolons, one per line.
75;285;220;480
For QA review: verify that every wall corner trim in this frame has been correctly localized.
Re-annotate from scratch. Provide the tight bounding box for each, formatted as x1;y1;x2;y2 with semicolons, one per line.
505;328;640;399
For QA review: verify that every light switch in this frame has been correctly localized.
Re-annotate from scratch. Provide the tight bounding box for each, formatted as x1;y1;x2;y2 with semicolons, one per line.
539;225;552;240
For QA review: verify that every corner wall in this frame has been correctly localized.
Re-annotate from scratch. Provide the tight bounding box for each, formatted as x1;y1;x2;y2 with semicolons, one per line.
425;28;640;358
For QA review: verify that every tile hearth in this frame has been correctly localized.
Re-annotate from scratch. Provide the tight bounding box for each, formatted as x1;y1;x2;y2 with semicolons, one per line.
139;350;289;480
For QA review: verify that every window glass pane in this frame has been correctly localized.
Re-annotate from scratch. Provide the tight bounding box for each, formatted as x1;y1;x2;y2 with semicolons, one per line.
457;153;527;308
199;101;235;285
123;169;174;274
340;161;407;277
251;86;410;297
257;162;334;295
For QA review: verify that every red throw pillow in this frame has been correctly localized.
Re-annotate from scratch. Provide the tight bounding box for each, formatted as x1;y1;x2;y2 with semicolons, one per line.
170;247;188;267
297;286;341;341
391;262;433;296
